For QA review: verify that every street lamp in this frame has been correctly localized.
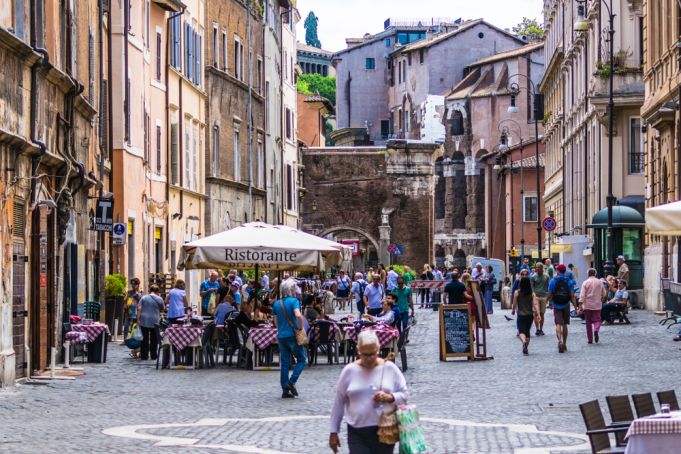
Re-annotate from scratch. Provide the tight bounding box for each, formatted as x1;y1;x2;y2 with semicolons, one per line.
574;0;617;277
507;77;544;263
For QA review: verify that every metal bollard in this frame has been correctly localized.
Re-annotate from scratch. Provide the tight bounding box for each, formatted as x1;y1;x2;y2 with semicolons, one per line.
50;347;57;378
113;319;119;342
63;341;71;368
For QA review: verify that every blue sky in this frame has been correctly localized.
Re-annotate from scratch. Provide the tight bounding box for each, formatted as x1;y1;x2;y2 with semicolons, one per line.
296;0;544;52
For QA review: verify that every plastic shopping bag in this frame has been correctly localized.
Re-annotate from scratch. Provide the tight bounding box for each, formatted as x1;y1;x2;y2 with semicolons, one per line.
132;323;143;341
396;405;427;454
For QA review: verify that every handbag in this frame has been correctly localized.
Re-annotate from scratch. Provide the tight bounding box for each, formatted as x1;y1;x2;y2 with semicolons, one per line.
396;405;427;454
377;364;400;445
278;300;308;346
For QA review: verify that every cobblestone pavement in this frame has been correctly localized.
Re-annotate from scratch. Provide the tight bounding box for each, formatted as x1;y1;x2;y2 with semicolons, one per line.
1;303;680;454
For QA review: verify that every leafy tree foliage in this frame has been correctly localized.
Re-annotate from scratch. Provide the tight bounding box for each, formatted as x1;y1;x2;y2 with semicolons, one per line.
512;17;545;42
297;73;336;106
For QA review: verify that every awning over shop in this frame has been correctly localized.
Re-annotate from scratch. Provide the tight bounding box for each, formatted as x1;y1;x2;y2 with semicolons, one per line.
646;200;681;236
176;222;352;272
587;205;645;229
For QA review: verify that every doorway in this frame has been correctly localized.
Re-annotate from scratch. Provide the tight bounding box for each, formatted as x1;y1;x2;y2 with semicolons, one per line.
12;242;26;378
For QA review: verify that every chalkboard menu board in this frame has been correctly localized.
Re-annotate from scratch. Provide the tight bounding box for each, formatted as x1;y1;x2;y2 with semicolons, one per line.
439;304;474;360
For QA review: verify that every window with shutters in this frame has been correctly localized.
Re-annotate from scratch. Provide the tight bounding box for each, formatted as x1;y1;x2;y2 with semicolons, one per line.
185;22;192;80
155;32;162;80
233;124;241;182
185;121;191;188
100;79;108;156
156;125;162;173
88;30;95;104
257;57;263;93
193;123;198;191
285;108;292;140
143;112;149;163
257;139;264;188
286;164;293;210
169;16;181;69
221;29;227;71
170;118;178;184
212;125;219;177
265;80;270;132
213;23;218;67
12;199;26;239
234;38;240;79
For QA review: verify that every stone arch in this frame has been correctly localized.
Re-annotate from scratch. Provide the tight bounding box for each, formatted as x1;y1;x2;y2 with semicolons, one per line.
319;225;380;253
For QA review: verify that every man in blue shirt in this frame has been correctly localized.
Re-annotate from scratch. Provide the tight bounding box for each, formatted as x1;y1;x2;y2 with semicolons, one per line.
386;266;399;292
363;274;385;316
547;264;577;353
272;280;306;399
199;271;221;315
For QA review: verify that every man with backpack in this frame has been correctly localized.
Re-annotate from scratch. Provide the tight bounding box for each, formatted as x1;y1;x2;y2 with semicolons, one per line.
547;264;578;353
350;272;367;316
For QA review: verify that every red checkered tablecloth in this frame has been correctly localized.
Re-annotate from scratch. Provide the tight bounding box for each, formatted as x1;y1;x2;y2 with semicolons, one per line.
248;326;279;351
627;413;681;437
71;323;110;343
164;326;204;351
343;324;399;348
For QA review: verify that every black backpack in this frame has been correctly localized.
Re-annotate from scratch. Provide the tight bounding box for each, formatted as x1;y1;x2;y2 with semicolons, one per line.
553;278;571;305
358;281;367;300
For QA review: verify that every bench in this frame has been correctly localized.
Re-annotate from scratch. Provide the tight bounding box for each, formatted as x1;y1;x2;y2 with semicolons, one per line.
660;280;681;329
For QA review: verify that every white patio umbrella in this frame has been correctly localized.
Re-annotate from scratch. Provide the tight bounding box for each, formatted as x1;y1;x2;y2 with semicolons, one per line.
176;222;352;272
646;200;681;236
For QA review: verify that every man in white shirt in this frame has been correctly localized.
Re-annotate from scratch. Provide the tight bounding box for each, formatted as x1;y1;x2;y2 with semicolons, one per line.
471;263;486;281
386;266;399;292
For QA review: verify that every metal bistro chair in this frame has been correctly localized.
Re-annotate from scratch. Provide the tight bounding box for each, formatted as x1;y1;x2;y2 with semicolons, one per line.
632;393;657;418
200;322;216;369
605;395;634;447
579;400;628;454
83;301;101;321
62;322;87;364
308;320;339;365
657;390;680;411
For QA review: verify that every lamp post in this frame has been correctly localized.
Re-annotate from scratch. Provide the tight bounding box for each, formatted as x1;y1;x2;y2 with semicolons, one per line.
507;77;543;263
574;0;616;277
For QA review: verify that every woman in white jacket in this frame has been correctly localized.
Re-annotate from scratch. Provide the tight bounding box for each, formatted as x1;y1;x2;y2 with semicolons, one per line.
329;330;408;453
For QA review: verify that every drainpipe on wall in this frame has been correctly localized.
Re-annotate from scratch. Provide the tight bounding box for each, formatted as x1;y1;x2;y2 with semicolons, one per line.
29;0;49;205
247;0;253;222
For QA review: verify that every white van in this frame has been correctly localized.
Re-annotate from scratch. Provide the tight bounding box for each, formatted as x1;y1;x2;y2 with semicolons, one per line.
468;257;506;297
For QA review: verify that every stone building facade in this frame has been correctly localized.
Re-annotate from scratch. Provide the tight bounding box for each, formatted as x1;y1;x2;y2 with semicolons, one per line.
205;0;266;239
541;0;645;277
297;42;334;77
332;20;435;143
641;0;681;308
301;140;442;270
388;20;526;141
438;43;545;266
0;0;106;385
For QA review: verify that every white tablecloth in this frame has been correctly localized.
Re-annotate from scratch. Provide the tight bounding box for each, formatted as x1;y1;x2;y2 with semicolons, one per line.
625;433;681;453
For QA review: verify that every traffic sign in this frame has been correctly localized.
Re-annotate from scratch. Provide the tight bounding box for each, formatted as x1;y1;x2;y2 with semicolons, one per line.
393;245;403;256
387;243;398;254
542;216;557;232
112;222;126;245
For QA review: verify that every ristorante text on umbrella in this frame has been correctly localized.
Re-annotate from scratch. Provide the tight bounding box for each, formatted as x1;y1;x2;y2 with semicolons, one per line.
224;249;298;263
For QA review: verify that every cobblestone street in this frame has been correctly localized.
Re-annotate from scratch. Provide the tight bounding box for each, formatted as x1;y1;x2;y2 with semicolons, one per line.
1;304;680;454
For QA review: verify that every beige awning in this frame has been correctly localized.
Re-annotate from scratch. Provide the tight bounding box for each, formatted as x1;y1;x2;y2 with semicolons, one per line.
646;201;681;236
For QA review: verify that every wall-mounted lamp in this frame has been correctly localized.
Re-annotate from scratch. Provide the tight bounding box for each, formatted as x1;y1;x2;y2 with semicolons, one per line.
507;93;519;114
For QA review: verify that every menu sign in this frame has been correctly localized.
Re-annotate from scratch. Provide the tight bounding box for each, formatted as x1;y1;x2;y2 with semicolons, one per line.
439;304;474;361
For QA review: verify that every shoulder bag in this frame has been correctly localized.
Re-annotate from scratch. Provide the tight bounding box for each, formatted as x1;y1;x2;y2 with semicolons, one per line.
377;363;400;445
278;299;308;346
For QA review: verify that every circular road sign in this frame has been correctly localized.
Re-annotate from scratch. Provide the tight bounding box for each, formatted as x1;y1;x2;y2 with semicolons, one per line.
542;216;557;232
113;222;127;236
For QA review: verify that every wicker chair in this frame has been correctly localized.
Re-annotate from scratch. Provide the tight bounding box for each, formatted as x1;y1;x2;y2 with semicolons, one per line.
579;400;627;454
632;393;656;418
605;395;634;447
657;390;680;411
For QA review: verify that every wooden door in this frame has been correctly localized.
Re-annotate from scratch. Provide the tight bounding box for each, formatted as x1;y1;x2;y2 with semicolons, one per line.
12;242;26;378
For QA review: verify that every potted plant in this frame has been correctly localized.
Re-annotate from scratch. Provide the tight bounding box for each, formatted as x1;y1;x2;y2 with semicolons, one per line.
104;274;127;336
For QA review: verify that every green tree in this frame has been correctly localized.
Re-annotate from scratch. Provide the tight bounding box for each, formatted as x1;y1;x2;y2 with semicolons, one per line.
297;73;336;106
512;17;545;42
304;11;322;48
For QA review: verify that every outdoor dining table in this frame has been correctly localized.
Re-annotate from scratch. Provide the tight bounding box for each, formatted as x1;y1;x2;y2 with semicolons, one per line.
245;324;279;370
342;323;399;353
71;323;110;363
162;324;204;369
624;411;681;453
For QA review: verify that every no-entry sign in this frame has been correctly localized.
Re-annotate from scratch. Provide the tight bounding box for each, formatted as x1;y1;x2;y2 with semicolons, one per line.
542;216;557;232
